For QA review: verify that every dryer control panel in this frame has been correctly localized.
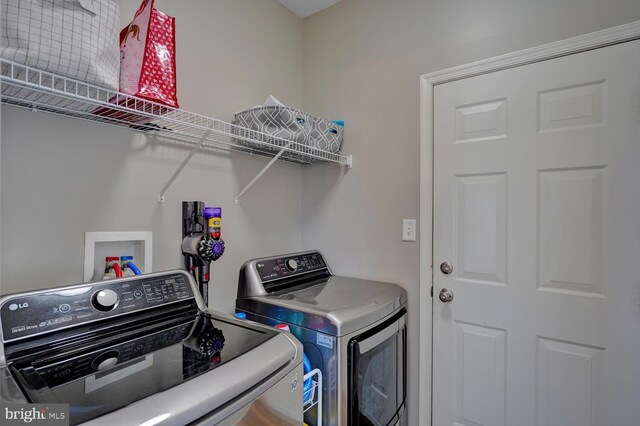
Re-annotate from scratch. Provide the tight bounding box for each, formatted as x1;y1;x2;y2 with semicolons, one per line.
0;271;195;342
238;251;332;298
256;252;327;283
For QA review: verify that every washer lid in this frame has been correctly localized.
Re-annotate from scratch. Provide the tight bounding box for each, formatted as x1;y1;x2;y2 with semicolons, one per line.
238;275;407;336
6;312;294;425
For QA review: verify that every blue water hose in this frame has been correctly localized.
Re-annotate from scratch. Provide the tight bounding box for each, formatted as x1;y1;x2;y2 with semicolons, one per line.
125;261;142;275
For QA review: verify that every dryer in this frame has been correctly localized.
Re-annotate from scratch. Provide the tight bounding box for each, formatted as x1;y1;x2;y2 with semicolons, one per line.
236;251;407;426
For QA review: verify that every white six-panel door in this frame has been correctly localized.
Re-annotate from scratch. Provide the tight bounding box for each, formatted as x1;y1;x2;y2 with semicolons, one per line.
433;40;640;426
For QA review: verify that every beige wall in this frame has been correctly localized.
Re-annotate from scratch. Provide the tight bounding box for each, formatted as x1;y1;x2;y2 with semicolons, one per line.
4;0;640;423
0;0;304;315
300;0;640;424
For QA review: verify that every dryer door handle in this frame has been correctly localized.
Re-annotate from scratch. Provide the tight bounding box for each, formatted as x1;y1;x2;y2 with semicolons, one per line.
357;314;406;354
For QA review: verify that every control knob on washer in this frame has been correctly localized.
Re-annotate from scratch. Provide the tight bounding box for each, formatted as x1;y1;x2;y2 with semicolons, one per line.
285;259;298;272
92;289;119;312
91;350;120;371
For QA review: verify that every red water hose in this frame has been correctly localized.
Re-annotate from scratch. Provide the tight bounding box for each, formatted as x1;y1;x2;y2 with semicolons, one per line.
111;263;123;278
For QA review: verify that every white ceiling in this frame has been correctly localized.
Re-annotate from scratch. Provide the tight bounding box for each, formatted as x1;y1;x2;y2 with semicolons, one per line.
278;0;343;18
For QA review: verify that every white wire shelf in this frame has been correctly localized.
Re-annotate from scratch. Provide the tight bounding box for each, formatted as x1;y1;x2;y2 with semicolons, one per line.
0;59;352;202
0;59;352;167
0;58;352;204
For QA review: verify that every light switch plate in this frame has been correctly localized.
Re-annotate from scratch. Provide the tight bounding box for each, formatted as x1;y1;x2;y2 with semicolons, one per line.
402;219;416;242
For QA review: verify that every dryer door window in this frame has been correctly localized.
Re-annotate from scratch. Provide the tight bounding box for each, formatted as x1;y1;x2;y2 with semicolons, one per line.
348;308;407;426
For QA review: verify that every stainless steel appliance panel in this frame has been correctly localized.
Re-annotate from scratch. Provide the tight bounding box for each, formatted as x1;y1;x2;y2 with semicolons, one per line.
0;270;304;425
236;251;408;426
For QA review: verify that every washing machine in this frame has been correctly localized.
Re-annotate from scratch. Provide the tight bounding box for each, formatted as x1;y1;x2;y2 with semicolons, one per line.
236;251;407;426
0;270;304;425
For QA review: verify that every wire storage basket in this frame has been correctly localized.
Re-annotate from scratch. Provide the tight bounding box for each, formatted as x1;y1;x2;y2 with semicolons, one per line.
303;368;323;426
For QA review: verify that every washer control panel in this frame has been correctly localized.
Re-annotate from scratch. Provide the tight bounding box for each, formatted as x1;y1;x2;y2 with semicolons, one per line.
256;252;328;283
0;272;194;342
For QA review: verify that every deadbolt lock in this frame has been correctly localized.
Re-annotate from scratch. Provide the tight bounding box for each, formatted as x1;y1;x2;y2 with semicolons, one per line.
440;262;453;274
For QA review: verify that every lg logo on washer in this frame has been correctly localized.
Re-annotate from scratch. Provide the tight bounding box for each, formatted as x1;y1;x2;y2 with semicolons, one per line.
8;302;28;311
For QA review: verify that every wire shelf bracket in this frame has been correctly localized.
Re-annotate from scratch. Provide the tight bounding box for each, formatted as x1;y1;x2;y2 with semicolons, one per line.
235;141;292;204
158;130;212;202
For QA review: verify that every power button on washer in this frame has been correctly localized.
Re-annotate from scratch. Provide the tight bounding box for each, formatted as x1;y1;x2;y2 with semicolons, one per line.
59;304;71;313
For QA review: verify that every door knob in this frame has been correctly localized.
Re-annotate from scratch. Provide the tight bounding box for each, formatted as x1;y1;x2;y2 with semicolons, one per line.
440;262;453;274
439;288;454;303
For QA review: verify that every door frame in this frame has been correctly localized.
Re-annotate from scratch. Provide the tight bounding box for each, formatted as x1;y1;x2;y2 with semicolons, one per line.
418;20;640;426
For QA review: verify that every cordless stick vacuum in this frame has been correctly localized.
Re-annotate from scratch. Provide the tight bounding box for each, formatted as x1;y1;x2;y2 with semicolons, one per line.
181;202;225;306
